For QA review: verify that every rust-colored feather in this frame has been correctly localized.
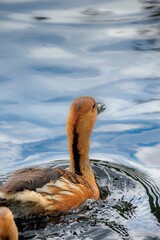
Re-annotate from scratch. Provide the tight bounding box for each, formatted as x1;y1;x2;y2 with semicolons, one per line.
0;207;18;240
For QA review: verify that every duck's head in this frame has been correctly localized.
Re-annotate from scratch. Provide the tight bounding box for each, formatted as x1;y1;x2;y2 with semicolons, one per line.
66;96;105;174
67;96;105;135
0;207;18;240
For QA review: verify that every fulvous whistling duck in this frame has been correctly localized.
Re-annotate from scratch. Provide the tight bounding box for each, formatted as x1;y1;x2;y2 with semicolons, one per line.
0;207;18;240
0;96;105;215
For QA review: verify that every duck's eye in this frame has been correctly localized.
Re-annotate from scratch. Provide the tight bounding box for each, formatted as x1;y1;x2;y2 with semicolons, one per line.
92;103;95;109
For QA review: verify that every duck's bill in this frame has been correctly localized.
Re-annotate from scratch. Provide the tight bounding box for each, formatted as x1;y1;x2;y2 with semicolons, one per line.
96;102;106;114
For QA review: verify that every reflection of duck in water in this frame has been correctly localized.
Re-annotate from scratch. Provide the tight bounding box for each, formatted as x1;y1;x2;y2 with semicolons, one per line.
0;207;18;240
0;96;105;215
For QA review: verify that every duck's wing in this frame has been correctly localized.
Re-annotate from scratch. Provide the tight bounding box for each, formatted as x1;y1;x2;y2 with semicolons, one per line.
0;167;62;193
0;167;94;215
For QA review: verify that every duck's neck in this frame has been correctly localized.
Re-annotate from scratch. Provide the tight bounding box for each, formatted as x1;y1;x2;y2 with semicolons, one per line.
67;123;92;176
66;113;100;199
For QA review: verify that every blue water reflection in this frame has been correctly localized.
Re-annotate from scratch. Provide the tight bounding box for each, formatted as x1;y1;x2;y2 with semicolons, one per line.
0;0;160;238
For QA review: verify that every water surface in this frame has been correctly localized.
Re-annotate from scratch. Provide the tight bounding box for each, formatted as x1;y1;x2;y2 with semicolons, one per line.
0;0;160;239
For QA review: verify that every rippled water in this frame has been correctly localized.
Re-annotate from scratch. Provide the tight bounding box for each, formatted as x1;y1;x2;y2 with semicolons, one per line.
0;0;160;239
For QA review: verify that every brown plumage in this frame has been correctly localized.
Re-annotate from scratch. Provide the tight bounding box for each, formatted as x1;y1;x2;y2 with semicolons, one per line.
0;207;18;240
0;96;105;215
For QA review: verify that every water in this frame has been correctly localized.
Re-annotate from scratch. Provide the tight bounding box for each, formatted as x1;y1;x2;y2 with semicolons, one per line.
0;0;160;239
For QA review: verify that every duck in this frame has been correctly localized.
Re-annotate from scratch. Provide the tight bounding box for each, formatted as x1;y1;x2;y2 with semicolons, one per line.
0;96;105;215
0;207;18;240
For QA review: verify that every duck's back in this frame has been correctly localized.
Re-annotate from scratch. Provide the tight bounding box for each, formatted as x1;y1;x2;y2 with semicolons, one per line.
0;167;95;215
